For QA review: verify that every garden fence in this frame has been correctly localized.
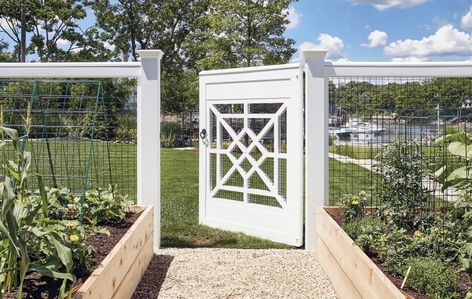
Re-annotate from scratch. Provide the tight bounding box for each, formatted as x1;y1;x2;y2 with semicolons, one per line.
303;52;472;250
0;51;163;248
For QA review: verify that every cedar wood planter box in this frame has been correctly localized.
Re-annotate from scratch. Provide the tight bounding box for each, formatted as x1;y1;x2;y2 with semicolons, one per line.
75;205;154;299
316;207;406;299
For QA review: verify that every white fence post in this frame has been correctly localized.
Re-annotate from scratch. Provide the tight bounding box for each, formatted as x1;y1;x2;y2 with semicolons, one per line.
136;50;164;250
303;50;328;251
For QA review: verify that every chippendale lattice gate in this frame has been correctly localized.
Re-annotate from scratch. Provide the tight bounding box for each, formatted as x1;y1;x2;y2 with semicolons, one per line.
199;65;304;246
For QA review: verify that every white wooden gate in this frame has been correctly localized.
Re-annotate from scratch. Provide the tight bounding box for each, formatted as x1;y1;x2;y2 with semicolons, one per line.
199;64;304;246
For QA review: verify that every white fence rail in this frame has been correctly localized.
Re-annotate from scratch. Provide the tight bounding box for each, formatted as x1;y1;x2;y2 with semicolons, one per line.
0;50;163;249
303;49;472;251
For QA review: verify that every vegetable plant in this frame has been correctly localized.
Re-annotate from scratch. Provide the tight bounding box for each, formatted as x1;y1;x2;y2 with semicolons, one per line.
374;142;431;230
0;126;75;298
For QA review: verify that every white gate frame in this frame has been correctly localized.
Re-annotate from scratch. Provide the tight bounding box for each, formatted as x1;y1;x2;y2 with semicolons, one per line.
0;50;163;249
199;64;305;246
303;49;472;251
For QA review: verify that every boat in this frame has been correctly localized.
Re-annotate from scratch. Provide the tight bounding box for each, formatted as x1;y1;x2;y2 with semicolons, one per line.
333;118;385;143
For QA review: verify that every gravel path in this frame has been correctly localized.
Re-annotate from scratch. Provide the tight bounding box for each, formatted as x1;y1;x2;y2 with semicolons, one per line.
155;248;337;299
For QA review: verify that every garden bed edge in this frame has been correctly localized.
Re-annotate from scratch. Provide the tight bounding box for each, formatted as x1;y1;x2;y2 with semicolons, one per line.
316;207;405;299
74;205;154;299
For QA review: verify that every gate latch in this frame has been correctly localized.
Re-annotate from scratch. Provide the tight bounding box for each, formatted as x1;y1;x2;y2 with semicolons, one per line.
200;128;207;140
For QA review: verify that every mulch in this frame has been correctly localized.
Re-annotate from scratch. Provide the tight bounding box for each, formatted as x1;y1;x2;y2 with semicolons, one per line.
132;254;175;298
3;212;140;299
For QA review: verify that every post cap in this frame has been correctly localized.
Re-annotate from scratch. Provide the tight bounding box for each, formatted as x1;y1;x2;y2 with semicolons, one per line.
301;49;328;60
137;50;164;60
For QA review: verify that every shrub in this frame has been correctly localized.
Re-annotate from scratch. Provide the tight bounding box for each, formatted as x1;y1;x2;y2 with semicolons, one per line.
161;122;181;136
161;122;181;148
374;142;431;230
115;113;137;142
404;257;459;299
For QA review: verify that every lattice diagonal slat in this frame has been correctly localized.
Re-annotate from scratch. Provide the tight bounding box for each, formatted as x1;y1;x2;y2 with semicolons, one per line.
209;103;287;208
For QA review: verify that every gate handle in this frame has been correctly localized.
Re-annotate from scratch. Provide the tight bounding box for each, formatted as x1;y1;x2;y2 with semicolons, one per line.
200;129;207;140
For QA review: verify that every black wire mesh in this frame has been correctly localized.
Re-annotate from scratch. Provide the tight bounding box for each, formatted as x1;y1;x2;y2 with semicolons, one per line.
0;79;137;200
328;76;472;209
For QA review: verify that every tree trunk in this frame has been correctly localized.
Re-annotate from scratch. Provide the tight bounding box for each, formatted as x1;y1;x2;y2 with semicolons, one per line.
20;0;26;62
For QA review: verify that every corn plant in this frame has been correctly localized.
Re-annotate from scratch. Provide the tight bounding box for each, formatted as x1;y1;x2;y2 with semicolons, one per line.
0;126;74;298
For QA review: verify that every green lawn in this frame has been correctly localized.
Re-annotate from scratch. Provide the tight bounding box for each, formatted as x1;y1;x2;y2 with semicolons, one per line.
329;144;380;160
329;158;379;205
161;148;290;248
13;139;377;248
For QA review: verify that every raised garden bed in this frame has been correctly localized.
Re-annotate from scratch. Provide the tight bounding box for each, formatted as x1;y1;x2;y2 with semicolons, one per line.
74;205;154;299
316;207;406;299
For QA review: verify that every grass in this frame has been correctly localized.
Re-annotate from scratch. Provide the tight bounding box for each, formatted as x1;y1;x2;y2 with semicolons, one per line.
10;138;455;247
8;138;383;247
329;158;379;205
161;148;290;248
329;145;380;160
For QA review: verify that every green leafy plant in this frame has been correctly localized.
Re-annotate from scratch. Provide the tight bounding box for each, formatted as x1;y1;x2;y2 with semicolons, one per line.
0;126;75;298
374;142;431;230
46;186;132;225
339;191;369;223
161;132;176;148
404;257;459;299
435;131;472;192
343;216;385;255
434;132;472;296
115;113;137;142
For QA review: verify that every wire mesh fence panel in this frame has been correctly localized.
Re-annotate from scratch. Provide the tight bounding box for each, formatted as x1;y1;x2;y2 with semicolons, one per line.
0;79;138;200
328;76;472;209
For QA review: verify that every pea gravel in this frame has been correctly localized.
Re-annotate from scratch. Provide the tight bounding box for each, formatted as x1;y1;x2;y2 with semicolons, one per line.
154;248;337;299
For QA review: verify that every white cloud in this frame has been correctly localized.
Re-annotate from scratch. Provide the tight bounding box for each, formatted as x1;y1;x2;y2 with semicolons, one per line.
461;6;472;31
56;38;71;47
283;6;301;29
0;18;13;33
299;33;347;61
362;30;388;48
384;25;472;60
350;0;428;11
104;41;115;51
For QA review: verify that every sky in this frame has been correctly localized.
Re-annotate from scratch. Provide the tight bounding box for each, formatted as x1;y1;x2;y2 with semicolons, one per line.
2;0;472;63
284;0;472;62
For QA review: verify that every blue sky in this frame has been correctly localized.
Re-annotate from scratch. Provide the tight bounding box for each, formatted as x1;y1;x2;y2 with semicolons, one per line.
2;0;472;62
285;0;472;62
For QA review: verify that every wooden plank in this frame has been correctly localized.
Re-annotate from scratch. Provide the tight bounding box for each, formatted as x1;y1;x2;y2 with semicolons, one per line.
316;208;405;299
317;210;379;298
317;236;362;299
112;237;154;299
75;205;154;299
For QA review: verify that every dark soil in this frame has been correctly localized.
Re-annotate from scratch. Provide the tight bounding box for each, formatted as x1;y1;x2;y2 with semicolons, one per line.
132;254;175;298
327;210;469;299
3;212;140;299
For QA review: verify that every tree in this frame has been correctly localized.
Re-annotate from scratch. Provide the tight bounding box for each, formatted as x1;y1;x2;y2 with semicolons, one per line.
191;0;296;70
0;39;15;62
0;0;112;62
92;0;209;114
